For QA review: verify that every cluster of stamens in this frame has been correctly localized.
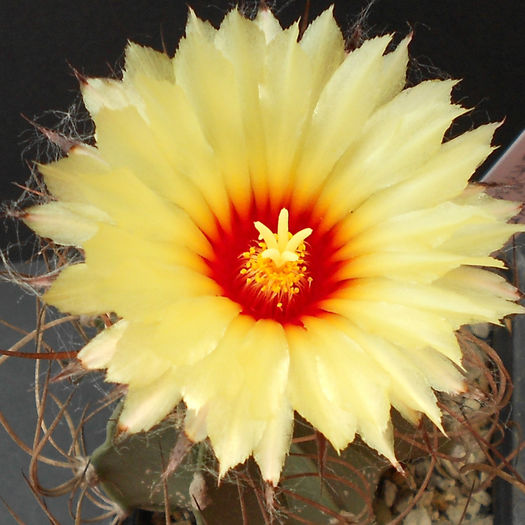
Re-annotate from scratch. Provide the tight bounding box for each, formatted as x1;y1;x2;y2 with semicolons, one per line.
240;209;313;309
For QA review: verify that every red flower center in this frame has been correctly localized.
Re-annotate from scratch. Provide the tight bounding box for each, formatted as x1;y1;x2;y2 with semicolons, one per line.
206;200;347;325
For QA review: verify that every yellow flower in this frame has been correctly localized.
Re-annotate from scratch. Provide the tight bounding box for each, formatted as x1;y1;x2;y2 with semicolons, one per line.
24;7;524;484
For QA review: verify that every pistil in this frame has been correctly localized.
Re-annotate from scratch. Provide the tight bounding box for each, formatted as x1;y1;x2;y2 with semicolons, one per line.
240;209;313;307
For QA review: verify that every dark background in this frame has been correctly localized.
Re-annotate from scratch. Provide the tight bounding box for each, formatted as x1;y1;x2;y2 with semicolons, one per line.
1;0;525;258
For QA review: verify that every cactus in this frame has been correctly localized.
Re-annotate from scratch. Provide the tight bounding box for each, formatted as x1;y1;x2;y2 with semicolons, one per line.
90;406;391;523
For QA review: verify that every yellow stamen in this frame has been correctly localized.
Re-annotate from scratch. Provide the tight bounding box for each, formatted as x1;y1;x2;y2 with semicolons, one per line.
242;209;313;304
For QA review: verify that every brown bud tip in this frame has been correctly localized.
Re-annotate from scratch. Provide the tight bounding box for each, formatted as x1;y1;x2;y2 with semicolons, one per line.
21;114;79;153
3;207;26;219
67;61;89;86
115;423;129;441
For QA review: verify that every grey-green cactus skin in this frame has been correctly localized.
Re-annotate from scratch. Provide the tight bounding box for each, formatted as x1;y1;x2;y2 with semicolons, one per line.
90;407;395;523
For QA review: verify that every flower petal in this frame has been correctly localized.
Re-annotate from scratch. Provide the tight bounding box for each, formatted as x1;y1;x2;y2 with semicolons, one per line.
286;324;357;451
182;317;290;477
77;319;128;369
44;264;112;316
336;250;503;284
105;321;171;387
259;21;311;204
119;367;181;433
295;35;394;203
439;223;524;256
343;200;511;254
22;201;109;246
323;296;461;362
253;402;294;485
82;78;131;115
343;277;521;327
345;123;498;234
123;42;175;84
319;80;466;223
254;7;282;43
302;316;398;465
299;7;345;103
174;11;252;213
145;296;241;366
215;10;268;194
82;42;174;116
437;267;525;317
132;74;230;227
45;230;218;320
94;107;219;232
337;321;447;432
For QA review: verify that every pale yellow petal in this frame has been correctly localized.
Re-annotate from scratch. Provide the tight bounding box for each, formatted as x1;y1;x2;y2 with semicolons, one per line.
184;406;208;443
215;10;268;189
84;222;210;276
182;317;290;477
323;297;461;362
299;6;345;102
82;42;174;116
119;368;181;433
259;21;311;204
44;162;211;255
44;264;112;316
77;319;128;369
82;78;131;115
106;321;172;387
123;42;175;84
338;278;513;328
253;402;294;485
93;106;217;232
401;345;465;393
439;222;524;256
337;321;446;431
319;80;466;222
336;250;502;284
254;7;282;43
132;74;229;227
40;146;109;202
79;228;218;319
438;266;521;302
436;267;525;321
180;315;251;409
294;31;410;209
390;396;421;426
174;13;252;213
376;34;410;105
207;402;266;479
185;8;217;42
294;36;393;203
286;324;357;451
22;201;109;246
453;184;522;220
182;318;288;416
302;316;397;464
341;200;506;255
145;296;241;366
344;123;497;235
360;79;464;169
205;327;289;474
45;231;218;321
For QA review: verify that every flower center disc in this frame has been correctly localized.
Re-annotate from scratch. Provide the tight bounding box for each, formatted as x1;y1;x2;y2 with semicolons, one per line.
206;203;346;325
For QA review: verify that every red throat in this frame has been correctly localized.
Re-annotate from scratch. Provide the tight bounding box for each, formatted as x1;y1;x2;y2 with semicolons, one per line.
205;199;349;325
